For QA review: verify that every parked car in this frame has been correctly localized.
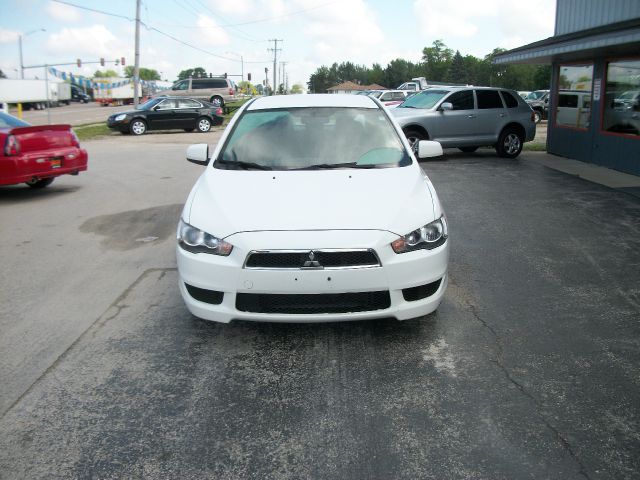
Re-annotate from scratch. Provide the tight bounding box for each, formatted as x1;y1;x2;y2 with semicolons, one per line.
155;77;236;106
176;94;449;323
368;90;410;107
525;90;550;123
391;86;536;158
0;111;88;188
106;97;224;135
518;91;532;99
556;90;592;128
607;90;640;134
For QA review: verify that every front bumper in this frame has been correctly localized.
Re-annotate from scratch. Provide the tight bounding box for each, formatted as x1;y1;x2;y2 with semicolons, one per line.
177;229;449;323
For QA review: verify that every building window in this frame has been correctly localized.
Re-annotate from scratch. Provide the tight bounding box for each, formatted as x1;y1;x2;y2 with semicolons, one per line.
603;59;640;137
556;64;593;129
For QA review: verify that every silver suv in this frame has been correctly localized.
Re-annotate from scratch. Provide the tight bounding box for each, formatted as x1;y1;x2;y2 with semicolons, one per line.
156;77;236;106
391;86;536;158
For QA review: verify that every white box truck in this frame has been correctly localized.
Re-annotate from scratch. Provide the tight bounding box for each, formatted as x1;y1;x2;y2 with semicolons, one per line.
94;78;142;106
0;79;71;110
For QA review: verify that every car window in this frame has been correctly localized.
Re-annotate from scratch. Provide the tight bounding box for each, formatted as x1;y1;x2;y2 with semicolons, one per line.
178;99;201;109
217;107;410;170
399;89;448;109
172;80;188;91
501;91;519;108
476;90;504;109
445;90;474;110
156;99;176;110
391;92;405;101
380;92;392;101
558;94;578;108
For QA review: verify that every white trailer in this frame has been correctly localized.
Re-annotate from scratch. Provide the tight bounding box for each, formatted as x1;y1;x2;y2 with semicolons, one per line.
94;78;142;106
0;79;71;109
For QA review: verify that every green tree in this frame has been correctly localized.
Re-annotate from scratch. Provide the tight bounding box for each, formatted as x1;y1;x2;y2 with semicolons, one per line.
422;39;454;81
290;83;303;94
123;66;161;81
94;69;118;78
237;81;257;95
447;50;467;84
176;67;207;80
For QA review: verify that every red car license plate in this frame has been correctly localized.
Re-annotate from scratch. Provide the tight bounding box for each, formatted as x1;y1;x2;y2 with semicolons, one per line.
50;157;62;169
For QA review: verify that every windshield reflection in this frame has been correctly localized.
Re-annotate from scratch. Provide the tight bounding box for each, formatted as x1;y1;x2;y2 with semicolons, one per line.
217;107;410;170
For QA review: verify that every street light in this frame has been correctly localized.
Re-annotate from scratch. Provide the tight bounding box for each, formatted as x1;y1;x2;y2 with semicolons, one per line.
225;51;243;82
19;28;45;79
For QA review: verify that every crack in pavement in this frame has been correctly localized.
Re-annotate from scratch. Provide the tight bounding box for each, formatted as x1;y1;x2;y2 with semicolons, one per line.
0;268;178;420
451;278;593;480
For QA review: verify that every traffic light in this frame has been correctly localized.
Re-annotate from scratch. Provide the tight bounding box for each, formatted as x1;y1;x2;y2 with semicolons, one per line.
115;58;119;66
121;57;125;66
100;58;105;66
77;58;81;68
224;72;227;79
247;73;251;81
265;67;268;74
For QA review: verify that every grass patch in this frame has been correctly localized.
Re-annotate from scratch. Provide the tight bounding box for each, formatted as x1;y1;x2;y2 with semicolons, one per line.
523;142;547;152
223;98;251;122
74;123;113;141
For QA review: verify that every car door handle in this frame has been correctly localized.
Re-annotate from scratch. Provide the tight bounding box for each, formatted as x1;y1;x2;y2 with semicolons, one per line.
467;114;476;118
499;113;506;117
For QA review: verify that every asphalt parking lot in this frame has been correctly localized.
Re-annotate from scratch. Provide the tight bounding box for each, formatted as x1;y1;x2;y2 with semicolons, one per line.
0;133;639;479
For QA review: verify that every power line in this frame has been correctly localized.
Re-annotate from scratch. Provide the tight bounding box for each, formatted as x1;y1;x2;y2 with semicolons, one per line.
50;0;272;64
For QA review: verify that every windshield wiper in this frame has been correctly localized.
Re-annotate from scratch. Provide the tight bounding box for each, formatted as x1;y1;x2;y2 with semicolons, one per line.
292;162;380;170
217;159;272;170
399;105;416;108
292;162;359;170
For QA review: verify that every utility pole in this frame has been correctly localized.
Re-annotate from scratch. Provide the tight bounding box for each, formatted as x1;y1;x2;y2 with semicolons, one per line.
281;61;288;94
268;39;282;95
133;0;141;107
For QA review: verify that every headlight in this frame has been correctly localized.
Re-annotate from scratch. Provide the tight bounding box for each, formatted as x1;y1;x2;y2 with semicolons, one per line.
177;219;233;255
114;113;127;121
391;215;448;253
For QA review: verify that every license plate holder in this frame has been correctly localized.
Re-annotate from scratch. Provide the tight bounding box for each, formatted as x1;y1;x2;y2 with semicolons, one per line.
50;157;63;169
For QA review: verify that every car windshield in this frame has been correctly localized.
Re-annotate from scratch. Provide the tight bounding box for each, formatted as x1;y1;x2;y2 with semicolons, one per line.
368;91;383;98
216;106;411;170
137;98;163;110
618;90;639;100
0;112;31;128
397;89;448;109
526;91;547;100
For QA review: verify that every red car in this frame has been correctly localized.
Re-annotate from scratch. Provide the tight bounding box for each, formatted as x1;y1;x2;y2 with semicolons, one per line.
0;111;88;188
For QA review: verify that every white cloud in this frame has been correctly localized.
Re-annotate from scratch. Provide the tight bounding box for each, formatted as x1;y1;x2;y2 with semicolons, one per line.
46;25;123;58
413;0;555;43
0;28;19;44
195;14;231;46
46;1;82;22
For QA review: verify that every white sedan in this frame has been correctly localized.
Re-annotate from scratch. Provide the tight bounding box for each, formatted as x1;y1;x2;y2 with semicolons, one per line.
177;94;449;323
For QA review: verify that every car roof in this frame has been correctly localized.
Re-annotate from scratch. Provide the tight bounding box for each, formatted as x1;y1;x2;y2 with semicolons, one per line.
247;93;378;111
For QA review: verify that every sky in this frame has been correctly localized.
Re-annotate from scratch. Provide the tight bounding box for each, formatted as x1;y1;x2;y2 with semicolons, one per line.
0;0;556;89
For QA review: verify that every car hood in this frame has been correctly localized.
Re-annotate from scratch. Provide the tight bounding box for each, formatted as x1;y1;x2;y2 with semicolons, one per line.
186;166;436;238
390;107;432;123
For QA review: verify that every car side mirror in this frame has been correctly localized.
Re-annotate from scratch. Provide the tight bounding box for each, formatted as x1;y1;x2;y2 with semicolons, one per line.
186;143;209;165
440;102;453;111
417;140;443;159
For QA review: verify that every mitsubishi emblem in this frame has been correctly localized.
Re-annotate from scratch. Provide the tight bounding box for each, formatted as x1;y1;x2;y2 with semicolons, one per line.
302;250;323;269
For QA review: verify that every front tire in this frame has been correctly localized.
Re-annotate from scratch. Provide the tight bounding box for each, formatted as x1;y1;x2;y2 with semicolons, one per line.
533;110;542;123
130;119;147;135
496;128;524;158
197;117;212;133
403;128;427;154
26;178;54;189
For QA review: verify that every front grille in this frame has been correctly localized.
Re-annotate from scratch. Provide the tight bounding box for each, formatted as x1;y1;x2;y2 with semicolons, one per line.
402;279;442;302
245;249;380;269
236;291;390;314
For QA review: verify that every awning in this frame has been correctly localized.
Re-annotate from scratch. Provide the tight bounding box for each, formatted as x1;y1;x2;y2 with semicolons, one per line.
493;19;640;65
